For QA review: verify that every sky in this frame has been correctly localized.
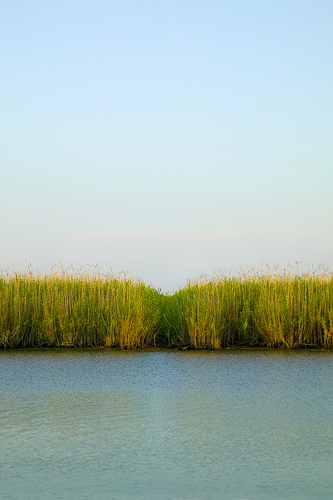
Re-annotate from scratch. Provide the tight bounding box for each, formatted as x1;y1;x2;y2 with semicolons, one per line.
1;0;333;292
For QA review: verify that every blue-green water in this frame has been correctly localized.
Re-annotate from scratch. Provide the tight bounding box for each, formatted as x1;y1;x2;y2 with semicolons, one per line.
0;349;332;499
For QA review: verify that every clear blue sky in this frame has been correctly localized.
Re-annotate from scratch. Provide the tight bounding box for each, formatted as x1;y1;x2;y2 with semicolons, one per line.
1;0;332;291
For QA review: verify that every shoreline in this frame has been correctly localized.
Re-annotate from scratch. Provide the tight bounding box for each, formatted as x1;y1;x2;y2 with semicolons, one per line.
1;345;330;352
1;268;333;350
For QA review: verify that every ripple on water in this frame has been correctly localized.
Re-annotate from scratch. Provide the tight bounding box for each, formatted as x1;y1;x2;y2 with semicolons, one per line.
0;348;332;499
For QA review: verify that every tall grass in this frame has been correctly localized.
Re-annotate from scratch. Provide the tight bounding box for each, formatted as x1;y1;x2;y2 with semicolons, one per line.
166;266;333;349
1;265;333;349
0;267;162;348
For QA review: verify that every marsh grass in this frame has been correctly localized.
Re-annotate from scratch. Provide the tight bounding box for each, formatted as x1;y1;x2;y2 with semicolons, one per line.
0;267;162;348
166;265;333;349
1;265;333;349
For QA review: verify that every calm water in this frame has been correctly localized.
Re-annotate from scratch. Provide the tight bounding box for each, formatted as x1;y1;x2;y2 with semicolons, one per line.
0;349;332;500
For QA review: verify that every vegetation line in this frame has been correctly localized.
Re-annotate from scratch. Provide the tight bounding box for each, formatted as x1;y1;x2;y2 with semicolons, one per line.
1;265;333;349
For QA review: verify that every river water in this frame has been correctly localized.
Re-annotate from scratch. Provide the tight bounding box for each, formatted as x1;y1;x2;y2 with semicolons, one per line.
0;349;332;499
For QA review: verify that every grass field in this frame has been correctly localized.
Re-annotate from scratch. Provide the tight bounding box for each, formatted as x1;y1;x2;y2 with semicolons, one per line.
1;265;333;349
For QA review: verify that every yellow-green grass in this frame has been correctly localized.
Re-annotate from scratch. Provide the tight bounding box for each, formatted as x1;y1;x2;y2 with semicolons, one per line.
0;268;162;348
1;266;333;349
166;267;333;349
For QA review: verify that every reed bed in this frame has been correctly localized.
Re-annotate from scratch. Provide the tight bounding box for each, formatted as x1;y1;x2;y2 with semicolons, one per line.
166;266;333;349
1;265;333;349
0;267;162;348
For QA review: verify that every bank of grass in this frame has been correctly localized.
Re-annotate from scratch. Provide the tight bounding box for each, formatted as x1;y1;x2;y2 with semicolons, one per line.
1;265;333;349
0;267;162;348
166;266;333;349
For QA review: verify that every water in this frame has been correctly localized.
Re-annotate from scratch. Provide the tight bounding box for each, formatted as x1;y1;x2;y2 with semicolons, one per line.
0;349;332;500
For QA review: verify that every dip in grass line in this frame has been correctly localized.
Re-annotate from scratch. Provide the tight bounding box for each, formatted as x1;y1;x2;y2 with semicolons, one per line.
1;264;332;349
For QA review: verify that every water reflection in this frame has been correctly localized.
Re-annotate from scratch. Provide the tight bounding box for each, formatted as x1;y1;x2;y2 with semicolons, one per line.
0;349;332;499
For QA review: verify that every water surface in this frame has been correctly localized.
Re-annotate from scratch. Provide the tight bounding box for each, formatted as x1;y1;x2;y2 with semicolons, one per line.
0;349;332;499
